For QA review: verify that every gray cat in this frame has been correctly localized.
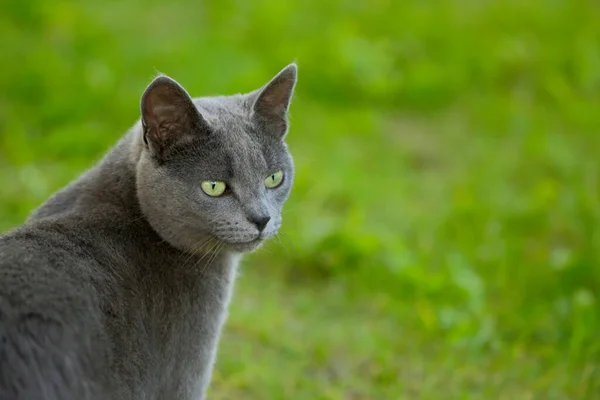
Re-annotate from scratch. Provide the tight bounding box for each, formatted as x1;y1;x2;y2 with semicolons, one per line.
0;63;297;400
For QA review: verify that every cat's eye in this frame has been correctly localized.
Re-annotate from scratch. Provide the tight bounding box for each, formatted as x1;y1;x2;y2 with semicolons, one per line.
265;170;284;189
201;181;227;197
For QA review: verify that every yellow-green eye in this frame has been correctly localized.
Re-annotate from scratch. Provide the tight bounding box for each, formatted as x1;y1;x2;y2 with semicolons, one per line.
201;181;226;197
265;170;284;189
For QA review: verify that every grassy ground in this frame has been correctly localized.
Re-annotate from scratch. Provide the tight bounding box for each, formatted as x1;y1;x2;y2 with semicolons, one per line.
1;0;600;398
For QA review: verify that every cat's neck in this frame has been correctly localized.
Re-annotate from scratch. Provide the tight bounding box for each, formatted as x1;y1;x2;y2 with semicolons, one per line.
30;124;142;220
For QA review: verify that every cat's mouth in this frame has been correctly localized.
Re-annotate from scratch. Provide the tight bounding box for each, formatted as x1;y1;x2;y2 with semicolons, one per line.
224;229;280;253
215;226;280;253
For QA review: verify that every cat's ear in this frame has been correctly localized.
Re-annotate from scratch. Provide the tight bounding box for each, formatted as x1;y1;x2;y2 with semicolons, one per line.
251;63;297;139
140;75;209;159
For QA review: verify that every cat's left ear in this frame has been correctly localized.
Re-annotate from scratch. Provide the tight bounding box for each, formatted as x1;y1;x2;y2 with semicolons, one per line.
141;75;210;161
251;63;298;139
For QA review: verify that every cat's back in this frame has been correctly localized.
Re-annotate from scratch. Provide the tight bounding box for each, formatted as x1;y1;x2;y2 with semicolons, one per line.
0;201;152;333
0;217;102;307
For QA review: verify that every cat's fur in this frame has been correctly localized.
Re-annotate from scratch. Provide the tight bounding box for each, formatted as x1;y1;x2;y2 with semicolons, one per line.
0;63;297;400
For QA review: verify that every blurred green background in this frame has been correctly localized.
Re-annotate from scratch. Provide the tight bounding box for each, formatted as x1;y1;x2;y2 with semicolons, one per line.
1;0;600;398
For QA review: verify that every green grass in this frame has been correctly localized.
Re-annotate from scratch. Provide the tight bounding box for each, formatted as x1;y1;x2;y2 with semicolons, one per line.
1;0;600;398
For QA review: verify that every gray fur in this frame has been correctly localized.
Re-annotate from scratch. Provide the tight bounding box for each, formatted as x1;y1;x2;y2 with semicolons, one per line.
0;64;297;400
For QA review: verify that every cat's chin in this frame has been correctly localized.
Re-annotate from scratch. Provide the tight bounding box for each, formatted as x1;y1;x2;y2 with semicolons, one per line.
226;238;265;253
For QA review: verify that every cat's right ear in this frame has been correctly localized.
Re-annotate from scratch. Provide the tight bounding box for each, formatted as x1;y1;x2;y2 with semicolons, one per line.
251;63;298;140
140;76;209;161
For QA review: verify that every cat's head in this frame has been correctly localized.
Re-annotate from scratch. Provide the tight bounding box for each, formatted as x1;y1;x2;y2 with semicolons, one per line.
135;64;297;254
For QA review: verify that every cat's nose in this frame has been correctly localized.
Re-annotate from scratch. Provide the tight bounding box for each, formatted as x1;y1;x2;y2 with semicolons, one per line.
249;215;271;232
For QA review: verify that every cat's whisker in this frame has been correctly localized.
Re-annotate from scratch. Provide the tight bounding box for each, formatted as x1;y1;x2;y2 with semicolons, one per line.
274;233;290;257
186;238;221;274
281;204;305;214
277;231;297;258
259;246;274;255
277;229;298;257
197;239;221;258
176;237;208;267
198;240;224;279
211;242;225;267
180;236;215;266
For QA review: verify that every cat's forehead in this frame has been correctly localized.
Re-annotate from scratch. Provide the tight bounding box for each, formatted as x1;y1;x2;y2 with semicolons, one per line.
183;96;270;176
193;96;252;131
194;95;275;157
